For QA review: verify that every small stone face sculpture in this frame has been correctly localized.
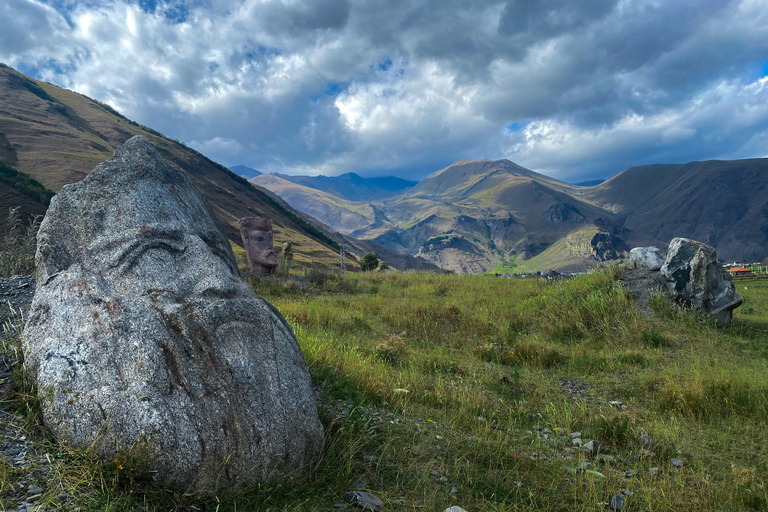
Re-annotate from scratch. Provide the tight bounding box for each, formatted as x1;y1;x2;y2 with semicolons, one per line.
239;217;278;275
23;137;324;492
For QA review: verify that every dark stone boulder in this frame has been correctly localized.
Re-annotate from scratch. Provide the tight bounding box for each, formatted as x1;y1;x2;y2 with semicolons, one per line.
660;238;742;326
23;136;324;492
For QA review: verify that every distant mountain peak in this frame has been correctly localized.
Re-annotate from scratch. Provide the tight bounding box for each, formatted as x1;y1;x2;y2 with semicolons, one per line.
229;165;261;178
253;171;417;201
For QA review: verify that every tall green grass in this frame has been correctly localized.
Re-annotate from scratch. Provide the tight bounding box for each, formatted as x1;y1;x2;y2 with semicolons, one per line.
2;269;766;511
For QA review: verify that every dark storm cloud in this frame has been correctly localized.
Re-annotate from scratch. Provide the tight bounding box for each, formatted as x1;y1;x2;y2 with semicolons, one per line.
498;0;617;39
1;0;767;180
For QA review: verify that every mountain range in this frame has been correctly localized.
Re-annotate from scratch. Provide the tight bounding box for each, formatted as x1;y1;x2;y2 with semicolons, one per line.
0;63;436;272
254;158;768;272
3;61;765;275
229;165;262;178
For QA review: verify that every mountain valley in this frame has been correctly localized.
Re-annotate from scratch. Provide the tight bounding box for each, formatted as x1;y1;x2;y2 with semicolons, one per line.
255;158;768;272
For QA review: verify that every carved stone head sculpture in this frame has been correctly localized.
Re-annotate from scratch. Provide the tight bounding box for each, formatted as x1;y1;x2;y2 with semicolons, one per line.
23;137;324;492
239;216;278;275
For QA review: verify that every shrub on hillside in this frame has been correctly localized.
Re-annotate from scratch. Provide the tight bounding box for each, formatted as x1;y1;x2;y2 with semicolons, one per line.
361;253;379;272
0;161;55;206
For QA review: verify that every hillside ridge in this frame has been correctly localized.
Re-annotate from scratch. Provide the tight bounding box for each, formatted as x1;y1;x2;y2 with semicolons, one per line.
0;63;434;272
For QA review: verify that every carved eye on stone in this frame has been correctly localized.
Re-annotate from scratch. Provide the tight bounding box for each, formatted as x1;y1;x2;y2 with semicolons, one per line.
123;241;186;273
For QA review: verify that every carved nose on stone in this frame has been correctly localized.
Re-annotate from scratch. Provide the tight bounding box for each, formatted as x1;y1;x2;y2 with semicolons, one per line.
187;238;239;299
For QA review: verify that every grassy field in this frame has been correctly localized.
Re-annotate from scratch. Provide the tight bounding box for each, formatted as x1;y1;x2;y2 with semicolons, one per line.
1;268;767;511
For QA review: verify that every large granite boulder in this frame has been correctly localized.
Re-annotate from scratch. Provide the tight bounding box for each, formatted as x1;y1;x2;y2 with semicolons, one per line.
23;137;324;491
660;238;742;327
629;246;665;271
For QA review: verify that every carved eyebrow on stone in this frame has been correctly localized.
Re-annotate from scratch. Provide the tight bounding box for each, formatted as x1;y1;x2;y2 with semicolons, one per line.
99;228;187;269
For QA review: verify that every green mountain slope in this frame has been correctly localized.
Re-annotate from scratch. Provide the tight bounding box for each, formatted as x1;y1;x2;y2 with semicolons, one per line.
261;154;768;272
258;158;658;273
580;159;768;262
250;174;386;235
270;172;417;201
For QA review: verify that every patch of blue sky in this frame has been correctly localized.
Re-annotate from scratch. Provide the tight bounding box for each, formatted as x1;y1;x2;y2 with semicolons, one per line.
324;82;347;96
242;45;281;63
133;0;192;23
762;59;768;77
15;58;71;82
310;81;349;103
506;121;530;132
51;0;193;23
371;57;406;76
14;62;42;80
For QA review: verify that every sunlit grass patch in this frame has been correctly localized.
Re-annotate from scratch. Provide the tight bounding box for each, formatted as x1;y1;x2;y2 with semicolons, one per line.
655;367;768;420
3;268;768;511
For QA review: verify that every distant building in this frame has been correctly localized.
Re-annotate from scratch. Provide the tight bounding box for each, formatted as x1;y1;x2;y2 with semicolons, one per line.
728;267;752;276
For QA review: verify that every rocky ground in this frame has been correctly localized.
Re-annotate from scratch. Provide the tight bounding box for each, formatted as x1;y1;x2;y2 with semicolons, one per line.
0;275;35;331
0;275;66;511
618;267;665;317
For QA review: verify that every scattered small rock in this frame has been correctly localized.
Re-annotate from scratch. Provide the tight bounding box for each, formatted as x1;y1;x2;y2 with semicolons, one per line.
649;467;660;477
344;491;385;511
671;458;683;468
581;440;601;457
444;507;468;512
609;494;625;511
570;432;582;439
639;435;655;450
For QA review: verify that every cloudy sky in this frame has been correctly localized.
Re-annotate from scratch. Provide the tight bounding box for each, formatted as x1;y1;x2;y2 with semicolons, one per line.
2;0;768;182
